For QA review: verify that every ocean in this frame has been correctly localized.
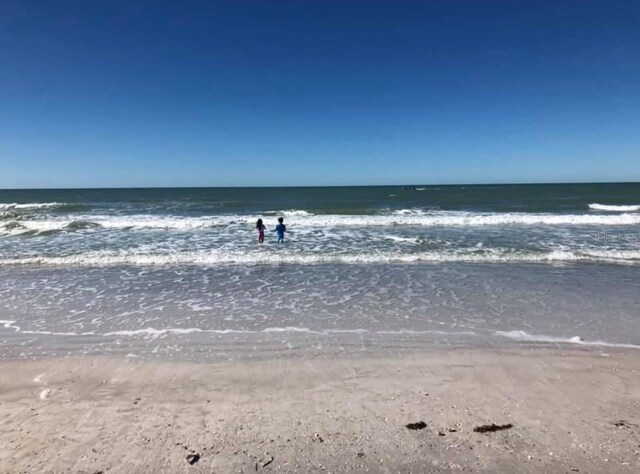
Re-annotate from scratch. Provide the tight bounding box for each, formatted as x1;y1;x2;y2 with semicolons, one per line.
1;183;639;359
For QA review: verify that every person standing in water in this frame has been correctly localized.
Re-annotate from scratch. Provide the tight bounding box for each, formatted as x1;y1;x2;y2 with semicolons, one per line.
256;218;266;244
274;217;286;243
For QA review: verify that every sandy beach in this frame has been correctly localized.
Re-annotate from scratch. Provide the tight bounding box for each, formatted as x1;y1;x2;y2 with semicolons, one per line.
3;0;640;471
1;347;639;473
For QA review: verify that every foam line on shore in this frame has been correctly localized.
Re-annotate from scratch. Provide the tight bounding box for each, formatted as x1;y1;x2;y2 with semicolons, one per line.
0;322;478;340
4;320;639;350
495;330;640;349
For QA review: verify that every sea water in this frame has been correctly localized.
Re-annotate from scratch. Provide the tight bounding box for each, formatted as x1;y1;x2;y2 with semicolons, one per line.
1;184;639;359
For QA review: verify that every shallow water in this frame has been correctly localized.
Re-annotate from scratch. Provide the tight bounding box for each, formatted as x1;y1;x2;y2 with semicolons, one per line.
0;184;638;360
1;184;640;265
1;263;638;360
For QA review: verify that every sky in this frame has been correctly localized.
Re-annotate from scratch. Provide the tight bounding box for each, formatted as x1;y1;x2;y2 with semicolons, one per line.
1;0;639;188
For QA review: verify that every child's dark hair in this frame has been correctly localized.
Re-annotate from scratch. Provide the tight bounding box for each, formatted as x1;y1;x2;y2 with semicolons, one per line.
256;218;263;229
278;217;284;223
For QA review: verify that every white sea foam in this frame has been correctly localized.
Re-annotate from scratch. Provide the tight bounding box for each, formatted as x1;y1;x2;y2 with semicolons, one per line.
0;202;67;210
3;210;640;235
2;321;637;349
324;329;369;334
103;326;324;339
0;215;229;235
277;209;314;217
22;329;96;336
376;329;477;336
0;322;477;340
495;330;640;349
1;248;639;267
263;326;316;333
382;234;420;243
104;327;206;340
589;203;640;212
0;320;20;331
0;324;332;339
392;208;429;216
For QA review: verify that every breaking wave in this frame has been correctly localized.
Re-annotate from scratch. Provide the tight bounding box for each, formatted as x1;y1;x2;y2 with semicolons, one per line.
1;248;639;267
0;202;69;211
275;209;314;217
2;210;640;235
64;220;103;231
589;203;640;212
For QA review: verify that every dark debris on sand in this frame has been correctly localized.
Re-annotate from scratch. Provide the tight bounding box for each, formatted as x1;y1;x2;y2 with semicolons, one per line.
186;453;200;465
473;423;514;433
406;421;427;430
613;420;635;428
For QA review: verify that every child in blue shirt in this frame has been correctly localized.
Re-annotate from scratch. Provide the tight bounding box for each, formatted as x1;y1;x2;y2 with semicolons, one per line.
275;217;286;243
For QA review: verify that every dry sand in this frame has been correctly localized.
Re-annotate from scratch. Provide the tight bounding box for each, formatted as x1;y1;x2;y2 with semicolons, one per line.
1;347;640;473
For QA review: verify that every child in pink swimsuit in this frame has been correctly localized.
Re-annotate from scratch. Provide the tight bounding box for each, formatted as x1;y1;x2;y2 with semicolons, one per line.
256;218;266;244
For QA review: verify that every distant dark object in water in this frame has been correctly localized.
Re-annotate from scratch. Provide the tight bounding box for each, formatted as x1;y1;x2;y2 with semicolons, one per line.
473;423;514;433
406;421;427;430
404;186;417;190
186;453;200;464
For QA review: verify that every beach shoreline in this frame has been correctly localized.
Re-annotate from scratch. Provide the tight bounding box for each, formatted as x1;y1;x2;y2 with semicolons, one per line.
2;347;639;473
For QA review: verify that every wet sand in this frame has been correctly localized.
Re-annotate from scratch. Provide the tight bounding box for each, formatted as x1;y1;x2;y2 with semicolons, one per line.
1;347;639;473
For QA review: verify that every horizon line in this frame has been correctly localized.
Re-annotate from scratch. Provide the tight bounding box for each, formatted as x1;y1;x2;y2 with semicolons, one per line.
0;180;639;191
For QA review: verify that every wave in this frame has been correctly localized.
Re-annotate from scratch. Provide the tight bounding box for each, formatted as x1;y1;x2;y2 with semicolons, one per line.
2;320;636;350
0;221;39;236
1;248;639;267
589;203;640;212
64;220;103;231
0;215;223;235
1;218;101;235
495;330;640;349
3;210;640;235
189;210;640;227
276;209;314;217
0;211;22;221
0;202;69;211
391;208;432;216
0;320;477;340
3;221;26;231
382;234;420;243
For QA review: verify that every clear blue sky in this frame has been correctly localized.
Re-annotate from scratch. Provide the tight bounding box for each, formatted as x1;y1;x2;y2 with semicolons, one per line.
1;0;639;188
